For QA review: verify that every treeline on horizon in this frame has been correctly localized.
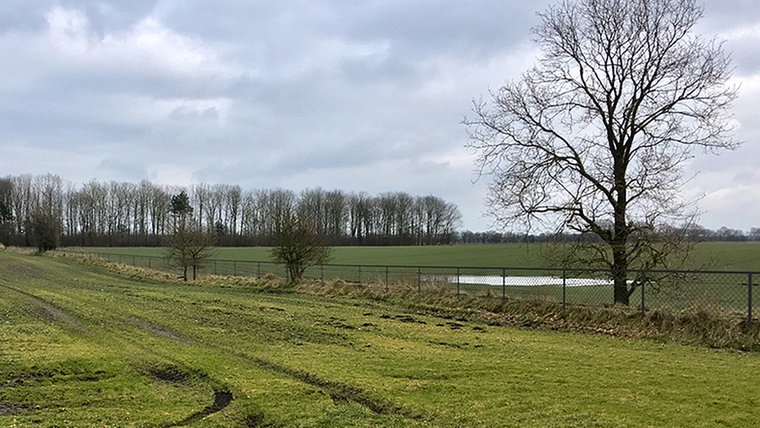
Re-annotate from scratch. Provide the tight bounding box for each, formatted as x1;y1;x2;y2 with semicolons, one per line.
0;174;462;247
457;227;760;244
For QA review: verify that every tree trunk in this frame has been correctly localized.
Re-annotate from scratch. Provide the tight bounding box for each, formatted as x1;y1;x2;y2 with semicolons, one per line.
612;250;630;305
613;170;630;305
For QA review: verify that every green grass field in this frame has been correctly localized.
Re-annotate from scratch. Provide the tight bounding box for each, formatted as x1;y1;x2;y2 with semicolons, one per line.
67;243;760;316
1;250;760;426
69;241;760;271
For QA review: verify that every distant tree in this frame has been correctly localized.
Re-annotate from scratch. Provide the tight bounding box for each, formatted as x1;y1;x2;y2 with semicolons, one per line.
270;214;332;283
0;178;12;224
465;0;737;305
0;201;11;222
170;191;193;221
30;209;61;253
166;191;215;281
0;196;12;245
166;221;215;281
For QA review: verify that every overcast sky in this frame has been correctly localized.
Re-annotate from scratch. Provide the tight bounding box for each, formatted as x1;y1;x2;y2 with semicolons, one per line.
1;0;759;232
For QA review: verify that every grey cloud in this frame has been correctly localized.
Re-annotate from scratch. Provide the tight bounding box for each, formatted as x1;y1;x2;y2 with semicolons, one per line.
342;1;550;58
2;0;760;232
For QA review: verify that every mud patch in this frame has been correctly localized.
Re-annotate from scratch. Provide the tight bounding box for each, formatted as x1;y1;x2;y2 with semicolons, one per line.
2;364;108;388
0;402;28;416
146;364;193;384
139;362;234;427
323;317;356;330
129;317;187;343
242;410;276;428
430;340;465;349
380;314;427;325
447;322;465;330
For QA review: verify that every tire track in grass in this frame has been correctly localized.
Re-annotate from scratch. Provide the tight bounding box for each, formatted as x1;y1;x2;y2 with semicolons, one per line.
1;257;426;424
239;355;426;421
0;284;91;335
107;318;236;426
127;316;190;344
0;282;235;426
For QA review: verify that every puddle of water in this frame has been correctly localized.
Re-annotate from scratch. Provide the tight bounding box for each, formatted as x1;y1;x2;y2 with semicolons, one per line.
433;275;613;287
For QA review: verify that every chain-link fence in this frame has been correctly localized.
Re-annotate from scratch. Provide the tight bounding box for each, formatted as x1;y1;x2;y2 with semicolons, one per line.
76;251;759;325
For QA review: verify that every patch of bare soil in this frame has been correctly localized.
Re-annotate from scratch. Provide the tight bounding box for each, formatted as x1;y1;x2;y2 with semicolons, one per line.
128;317;187;343
138;363;233;427
0;402;27;416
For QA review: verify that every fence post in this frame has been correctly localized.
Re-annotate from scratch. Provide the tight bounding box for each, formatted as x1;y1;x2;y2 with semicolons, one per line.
257;261;261;277
748;272;753;327
562;269;566;311
320;265;324;281
456;267;460;297
640;271;646;319
417;267;421;294
358;266;362;284
502;268;506;303
385;266;389;292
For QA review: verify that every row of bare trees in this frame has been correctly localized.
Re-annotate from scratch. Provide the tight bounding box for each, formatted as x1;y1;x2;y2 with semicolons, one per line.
0;174;462;248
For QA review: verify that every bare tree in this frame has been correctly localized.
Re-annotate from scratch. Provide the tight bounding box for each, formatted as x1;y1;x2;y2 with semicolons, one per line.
324;190;348;244
0;178;14;244
222;184;242;241
166;190;215;281
191;183;210;234
166;221;215;281
298;188;327;237
30;174;64;252
348;192;372;244
465;0;737;305
271;214;332;284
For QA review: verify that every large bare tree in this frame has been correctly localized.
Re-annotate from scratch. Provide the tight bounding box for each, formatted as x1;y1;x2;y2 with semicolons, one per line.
465;0;738;305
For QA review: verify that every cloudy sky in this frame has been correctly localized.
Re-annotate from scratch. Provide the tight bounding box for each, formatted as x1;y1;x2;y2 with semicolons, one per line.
1;0;759;232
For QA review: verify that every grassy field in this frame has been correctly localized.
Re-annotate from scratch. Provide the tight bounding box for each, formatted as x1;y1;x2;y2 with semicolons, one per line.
69;242;760;271
1;250;760;426
68;243;760;315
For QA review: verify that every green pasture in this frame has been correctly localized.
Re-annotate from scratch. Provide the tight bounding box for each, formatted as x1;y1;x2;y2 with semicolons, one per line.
1;251;759;426
63;244;551;269
66;243;760;315
69;242;760;271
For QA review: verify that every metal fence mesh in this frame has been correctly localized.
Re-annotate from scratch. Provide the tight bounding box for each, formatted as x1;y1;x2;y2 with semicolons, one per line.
79;252;758;323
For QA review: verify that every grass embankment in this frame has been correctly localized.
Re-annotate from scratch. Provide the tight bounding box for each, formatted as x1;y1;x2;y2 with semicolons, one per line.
1;250;760;426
